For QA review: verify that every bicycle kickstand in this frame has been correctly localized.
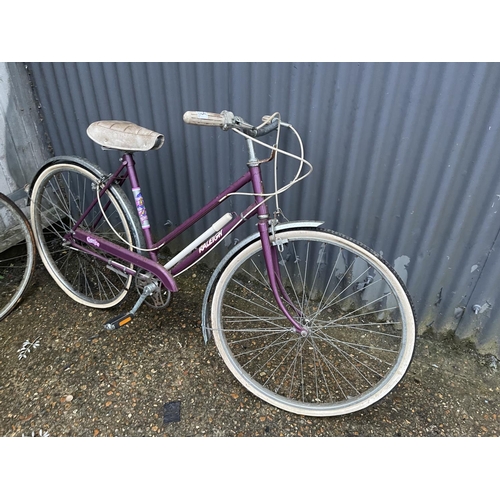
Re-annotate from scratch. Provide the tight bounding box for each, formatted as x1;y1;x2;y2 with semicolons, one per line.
103;283;157;331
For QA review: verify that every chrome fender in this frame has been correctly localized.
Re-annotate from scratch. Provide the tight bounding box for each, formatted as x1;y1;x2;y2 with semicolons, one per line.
28;155;146;256
201;220;324;343
28;156;113;203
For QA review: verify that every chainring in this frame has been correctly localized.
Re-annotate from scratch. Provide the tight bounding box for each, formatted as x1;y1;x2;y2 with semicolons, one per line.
134;269;171;309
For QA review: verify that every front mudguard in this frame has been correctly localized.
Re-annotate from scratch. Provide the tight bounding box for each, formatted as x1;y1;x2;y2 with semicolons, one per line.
200;220;324;343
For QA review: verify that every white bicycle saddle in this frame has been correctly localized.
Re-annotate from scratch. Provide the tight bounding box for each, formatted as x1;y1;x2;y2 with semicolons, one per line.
87;120;165;152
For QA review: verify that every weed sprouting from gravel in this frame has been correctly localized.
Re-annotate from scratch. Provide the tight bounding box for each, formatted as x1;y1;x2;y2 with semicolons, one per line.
17;337;41;360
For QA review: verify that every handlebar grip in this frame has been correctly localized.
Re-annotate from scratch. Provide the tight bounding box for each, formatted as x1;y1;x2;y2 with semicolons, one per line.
254;118;280;137
183;111;225;127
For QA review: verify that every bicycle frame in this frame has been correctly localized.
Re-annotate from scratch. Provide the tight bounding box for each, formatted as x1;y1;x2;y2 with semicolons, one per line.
28;112;417;417
67;151;306;333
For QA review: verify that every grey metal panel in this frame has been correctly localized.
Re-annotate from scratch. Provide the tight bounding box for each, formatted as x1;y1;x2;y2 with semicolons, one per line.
0;62;51;243
0;62;51;196
26;62;500;356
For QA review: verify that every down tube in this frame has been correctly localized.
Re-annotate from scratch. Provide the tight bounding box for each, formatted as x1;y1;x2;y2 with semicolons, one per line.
169;209;251;276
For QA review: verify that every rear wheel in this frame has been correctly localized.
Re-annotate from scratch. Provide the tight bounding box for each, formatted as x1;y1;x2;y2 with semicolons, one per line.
211;228;416;417
0;193;36;320
30;161;142;308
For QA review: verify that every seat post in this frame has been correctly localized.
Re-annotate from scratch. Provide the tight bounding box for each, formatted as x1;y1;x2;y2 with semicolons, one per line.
123;153;156;260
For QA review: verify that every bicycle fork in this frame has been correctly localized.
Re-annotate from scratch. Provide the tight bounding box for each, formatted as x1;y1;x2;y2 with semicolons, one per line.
257;222;308;336
247;148;307;337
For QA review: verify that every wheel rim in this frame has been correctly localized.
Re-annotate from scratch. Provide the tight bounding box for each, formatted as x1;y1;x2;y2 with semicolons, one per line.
31;164;135;307
212;230;415;416
0;195;35;320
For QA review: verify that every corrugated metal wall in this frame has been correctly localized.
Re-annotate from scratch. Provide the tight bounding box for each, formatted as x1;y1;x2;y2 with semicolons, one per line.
26;62;500;357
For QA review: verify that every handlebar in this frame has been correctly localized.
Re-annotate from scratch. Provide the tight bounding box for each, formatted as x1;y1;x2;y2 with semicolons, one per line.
183;110;280;137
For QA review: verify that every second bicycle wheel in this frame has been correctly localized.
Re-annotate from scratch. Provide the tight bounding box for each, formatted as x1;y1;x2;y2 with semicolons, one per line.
30;160;143;308
0;192;36;320
211;228;416;417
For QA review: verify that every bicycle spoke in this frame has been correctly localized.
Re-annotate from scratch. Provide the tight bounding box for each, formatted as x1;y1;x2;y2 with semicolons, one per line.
228;279;282;314
212;229;415;416
0;194;35;320
31;162;138;307
223;302;290;331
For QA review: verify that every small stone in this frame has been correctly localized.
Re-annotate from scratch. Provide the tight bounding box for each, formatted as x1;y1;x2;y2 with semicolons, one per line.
65;395;73;402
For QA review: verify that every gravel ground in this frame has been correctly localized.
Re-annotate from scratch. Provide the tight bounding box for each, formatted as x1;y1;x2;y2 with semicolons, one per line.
1;261;499;438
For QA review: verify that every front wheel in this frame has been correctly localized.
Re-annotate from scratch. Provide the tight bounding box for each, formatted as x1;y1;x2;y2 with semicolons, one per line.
210;228;416;417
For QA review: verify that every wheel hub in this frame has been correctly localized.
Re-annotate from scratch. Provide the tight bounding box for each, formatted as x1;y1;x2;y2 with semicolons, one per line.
298;318;312;337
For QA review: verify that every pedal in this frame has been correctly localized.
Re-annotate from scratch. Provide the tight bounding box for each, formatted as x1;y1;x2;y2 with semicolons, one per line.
103;282;157;331
104;312;135;330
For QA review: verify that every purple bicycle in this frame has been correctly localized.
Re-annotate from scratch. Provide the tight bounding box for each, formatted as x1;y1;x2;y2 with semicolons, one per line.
29;110;416;416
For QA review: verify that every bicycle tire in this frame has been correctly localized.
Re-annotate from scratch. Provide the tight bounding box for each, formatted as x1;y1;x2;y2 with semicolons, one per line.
0;192;36;320
30;160;143;308
210;228;416;417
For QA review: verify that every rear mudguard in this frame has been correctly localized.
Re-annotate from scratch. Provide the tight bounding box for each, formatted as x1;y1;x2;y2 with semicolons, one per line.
29;157;145;250
201;220;324;343
28;154;148;272
29;156;114;203
28;157;143;246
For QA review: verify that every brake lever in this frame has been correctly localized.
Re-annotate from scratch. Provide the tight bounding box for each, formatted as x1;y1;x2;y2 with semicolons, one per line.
233;115;255;131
